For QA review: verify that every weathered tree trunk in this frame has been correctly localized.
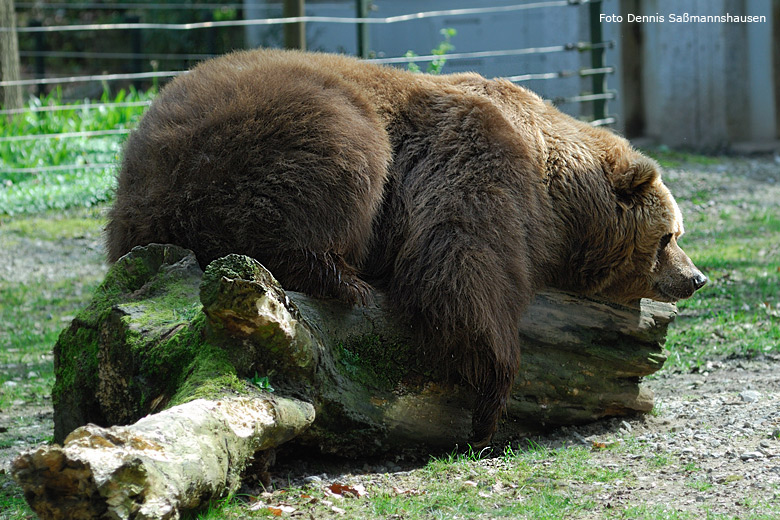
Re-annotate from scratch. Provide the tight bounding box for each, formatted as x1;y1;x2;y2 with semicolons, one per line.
12;244;675;519
0;0;23;112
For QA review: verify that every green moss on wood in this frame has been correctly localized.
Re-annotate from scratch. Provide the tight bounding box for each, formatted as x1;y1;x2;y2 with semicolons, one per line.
166;313;252;407
52;250;172;437
53;245;211;441
200;254;280;310
52;323;103;441
338;333;423;392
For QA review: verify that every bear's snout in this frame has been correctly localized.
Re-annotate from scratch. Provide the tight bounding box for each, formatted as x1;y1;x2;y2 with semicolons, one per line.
653;240;707;302
675;266;708;299
692;270;708;291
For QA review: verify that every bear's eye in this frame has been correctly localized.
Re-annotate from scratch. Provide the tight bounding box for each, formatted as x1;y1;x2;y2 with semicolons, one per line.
658;233;673;251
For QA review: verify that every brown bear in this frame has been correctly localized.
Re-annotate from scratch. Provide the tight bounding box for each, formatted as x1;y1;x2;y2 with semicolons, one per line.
106;49;707;446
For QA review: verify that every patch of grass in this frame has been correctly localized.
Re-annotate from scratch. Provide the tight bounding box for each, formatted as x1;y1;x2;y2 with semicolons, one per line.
0;207;105;413
0;275;101;409
663;202;780;372
184;494;258;519
0;205;105;415
614;503;780;520
686;477;713;492
0;245;102;340
682;462;701;473
1;206;105;240
0;473;35;520
0;88;153;216
643;146;723;169
191;443;631;519
648;453;672;469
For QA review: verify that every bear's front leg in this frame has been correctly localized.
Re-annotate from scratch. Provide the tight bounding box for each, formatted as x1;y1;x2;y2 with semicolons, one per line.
387;223;530;446
469;352;518;448
379;91;550;445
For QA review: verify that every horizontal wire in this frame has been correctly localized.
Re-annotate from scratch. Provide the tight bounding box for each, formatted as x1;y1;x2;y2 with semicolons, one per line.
0;70;185;88
590;117;617;127
7;1;587;33
0;69;613;117
19;50;217;61
15;2;244;9
370;42;595;64
377;42;612;65
3;73;614;142
552;91;617;105
0;129;131;143
17;46;601;63
0;101;152;116
2;89;610;145
506;66;614;82
3;42;612;87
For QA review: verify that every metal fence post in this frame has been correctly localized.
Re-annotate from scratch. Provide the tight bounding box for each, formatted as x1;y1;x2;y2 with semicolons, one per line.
283;0;305;50
357;0;370;58
588;0;607;122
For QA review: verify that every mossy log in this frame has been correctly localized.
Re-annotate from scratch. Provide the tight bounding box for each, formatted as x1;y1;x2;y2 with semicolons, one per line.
12;244;675;519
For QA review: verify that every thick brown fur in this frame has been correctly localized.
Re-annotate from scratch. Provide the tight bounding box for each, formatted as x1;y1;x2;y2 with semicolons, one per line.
106;49;706;445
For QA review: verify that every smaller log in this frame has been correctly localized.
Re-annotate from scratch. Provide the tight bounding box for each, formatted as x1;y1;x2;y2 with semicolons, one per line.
12;395;314;520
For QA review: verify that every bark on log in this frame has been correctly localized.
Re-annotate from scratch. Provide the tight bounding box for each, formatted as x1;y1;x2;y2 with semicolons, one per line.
13;244;676;519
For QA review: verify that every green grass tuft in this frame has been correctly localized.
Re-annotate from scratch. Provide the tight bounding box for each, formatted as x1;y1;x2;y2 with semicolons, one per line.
0;88;154;215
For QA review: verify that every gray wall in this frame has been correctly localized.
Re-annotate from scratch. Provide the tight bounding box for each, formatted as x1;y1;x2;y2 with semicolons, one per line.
602;0;777;150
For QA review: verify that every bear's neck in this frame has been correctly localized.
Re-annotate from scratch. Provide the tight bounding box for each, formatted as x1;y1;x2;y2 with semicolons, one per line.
541;167;620;295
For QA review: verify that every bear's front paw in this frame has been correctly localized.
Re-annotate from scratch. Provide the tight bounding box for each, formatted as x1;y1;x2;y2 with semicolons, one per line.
338;276;375;306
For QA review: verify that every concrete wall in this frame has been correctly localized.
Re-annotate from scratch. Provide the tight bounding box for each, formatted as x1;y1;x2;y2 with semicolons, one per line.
746;0;778;142
606;0;777;150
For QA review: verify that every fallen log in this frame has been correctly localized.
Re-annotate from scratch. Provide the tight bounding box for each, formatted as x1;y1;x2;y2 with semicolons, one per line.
13;244;675;519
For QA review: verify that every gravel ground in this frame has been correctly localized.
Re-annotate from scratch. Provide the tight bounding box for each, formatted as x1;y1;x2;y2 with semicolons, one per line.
1;155;778;518
272;355;780;518
550;356;780;516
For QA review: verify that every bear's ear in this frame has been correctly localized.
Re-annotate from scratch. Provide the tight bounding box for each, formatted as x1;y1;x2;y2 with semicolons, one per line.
611;156;660;196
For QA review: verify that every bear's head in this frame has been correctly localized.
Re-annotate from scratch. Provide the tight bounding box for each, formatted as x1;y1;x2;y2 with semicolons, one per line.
595;155;708;304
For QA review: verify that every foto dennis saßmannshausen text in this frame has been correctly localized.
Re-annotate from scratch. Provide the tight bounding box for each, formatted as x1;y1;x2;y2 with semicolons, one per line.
600;13;767;23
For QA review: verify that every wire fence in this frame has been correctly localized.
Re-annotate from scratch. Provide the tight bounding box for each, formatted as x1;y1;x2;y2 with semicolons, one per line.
1;0;616;179
9;2;584;32
14;2;246;10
